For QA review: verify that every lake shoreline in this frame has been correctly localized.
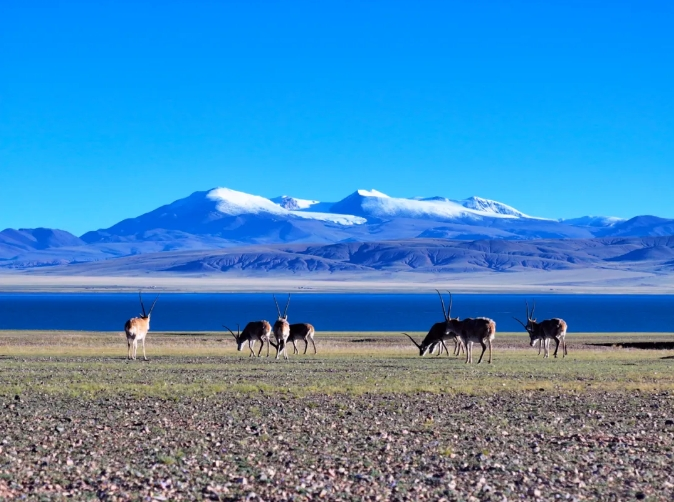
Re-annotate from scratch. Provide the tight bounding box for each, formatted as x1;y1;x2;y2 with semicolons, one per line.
1;271;674;294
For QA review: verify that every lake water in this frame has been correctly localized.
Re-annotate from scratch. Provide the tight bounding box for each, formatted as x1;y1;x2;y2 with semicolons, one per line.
0;293;672;333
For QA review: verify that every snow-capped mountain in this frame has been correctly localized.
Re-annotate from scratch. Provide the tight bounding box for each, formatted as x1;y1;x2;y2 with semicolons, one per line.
458;196;529;218
76;186;648;247
3;185;672;270
329;190;526;221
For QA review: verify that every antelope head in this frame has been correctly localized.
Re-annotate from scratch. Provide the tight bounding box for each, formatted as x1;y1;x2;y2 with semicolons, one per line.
138;291;160;320
273;293;290;322
403;290;457;356
224;324;245;351
402;332;431;356
513;300;538;346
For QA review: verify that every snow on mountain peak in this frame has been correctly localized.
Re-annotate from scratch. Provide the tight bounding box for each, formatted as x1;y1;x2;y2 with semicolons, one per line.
207;188;284;215
206;187;364;226
357;189;389;198
459;196;528;217
330;191;527;221
271;195;320;210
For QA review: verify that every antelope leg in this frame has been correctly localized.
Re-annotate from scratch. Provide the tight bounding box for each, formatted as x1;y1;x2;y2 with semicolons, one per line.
476;340;487;364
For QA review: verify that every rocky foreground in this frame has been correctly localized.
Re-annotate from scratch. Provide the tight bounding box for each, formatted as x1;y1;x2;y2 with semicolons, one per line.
1;391;672;501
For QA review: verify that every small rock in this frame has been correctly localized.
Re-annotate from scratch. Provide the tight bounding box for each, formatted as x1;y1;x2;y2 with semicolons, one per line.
665;419;674;426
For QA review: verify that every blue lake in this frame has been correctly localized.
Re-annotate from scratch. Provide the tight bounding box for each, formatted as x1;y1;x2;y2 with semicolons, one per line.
0;293;672;332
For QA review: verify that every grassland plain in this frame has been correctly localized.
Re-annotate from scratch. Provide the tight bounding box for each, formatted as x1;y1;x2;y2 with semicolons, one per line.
0;331;673;500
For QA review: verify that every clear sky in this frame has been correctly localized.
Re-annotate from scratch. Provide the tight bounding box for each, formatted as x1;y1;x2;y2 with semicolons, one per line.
1;1;673;235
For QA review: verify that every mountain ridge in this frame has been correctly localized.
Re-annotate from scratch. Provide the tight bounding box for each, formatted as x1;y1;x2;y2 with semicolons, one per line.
2;186;673;272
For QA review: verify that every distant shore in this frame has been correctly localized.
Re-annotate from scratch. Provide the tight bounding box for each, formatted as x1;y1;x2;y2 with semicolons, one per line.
0;269;673;294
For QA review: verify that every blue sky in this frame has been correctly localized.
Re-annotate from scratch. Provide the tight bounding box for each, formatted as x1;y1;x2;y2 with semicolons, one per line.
1;1;673;235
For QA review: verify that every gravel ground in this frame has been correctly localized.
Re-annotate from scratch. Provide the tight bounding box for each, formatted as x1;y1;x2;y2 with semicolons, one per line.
1;332;673;500
1;391;673;501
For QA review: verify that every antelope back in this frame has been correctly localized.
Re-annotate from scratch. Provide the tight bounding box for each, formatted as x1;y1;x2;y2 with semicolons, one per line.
539;318;567;337
289;323;314;340
125;316;150;337
455;317;495;341
242;320;271;340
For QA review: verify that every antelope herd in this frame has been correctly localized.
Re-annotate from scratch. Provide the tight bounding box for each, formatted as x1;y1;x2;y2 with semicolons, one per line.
124;290;568;363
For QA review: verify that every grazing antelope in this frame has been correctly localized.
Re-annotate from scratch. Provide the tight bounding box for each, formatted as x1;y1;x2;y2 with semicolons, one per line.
272;294;291;360
447;316;496;364
513;301;568;358
124;292;159;361
223;321;273;357
403;290;463;356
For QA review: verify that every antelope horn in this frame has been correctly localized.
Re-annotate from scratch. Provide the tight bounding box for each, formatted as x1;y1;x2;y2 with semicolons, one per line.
402;332;421;349
435;290;448;321
138;291;147;317
273;294;282;318
147;293;160;316
525;300;530;321
513;317;528;329
283;293;291;318
530;301;536;320
446;290;453;319
223;325;239;340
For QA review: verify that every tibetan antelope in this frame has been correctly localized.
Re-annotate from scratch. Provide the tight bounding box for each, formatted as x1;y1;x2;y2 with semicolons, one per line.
223;321;273;357
288;323;317;355
403;290;463;356
124;292;159;361
272;294;291;360
513;301;568;358
447;316;496;364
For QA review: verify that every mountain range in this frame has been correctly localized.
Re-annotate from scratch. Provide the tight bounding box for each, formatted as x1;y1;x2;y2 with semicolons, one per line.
2;187;674;276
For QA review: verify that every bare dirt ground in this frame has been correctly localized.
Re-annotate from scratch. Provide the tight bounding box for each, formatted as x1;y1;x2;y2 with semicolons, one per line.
1;331;673;500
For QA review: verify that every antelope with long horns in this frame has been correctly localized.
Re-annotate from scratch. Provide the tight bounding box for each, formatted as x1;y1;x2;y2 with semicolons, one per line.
513;301;568;358
224;321;273;357
272;294;291;360
124;292;159;361
447;316;496;364
403;290;463;356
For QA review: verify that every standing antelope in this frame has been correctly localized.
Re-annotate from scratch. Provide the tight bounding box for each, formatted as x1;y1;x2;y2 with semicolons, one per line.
272;294;291;360
223;321;273;357
124;292;159;361
447;316;496;364
513;301;568;358
288;323;317;355
403;290;463;356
